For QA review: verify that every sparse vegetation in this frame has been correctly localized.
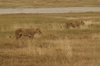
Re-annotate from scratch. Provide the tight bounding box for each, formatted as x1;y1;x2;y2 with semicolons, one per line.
0;12;100;66
0;0;100;8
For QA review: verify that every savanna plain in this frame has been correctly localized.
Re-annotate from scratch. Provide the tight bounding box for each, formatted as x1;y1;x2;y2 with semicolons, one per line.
0;0;100;8
0;12;100;66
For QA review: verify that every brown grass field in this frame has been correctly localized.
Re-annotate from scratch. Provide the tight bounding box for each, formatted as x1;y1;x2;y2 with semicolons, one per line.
0;12;100;66
0;0;100;8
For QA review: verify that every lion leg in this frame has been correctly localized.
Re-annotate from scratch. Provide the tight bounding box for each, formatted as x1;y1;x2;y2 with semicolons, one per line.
29;36;31;39
67;26;69;29
19;34;22;38
77;25;80;29
72;25;75;28
16;34;22;39
31;36;33;39
31;35;34;39
30;35;34;39
67;25;69;29
16;36;19;39
29;35;34;39
16;34;19;39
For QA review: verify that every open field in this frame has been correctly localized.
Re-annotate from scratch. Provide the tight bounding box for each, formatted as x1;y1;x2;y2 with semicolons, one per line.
0;0;100;8
0;12;100;66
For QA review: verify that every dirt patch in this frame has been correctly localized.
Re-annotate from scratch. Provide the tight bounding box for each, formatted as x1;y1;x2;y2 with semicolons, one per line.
0;7;100;14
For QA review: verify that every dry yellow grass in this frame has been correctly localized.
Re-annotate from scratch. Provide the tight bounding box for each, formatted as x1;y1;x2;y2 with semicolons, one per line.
0;12;100;66
0;0;100;8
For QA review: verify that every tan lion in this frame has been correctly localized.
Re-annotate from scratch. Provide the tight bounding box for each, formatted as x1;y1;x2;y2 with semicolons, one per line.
66;21;85;29
13;28;42;39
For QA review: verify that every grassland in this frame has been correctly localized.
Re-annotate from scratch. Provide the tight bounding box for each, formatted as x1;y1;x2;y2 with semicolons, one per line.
0;0;100;8
0;12;100;66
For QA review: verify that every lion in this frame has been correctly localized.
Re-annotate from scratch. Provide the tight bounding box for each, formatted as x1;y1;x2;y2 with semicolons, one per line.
11;28;42;39
66;21;85;29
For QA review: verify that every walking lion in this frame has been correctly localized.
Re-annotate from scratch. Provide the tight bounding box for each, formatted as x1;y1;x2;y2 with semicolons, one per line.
66;21;85;29
14;28;42;39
